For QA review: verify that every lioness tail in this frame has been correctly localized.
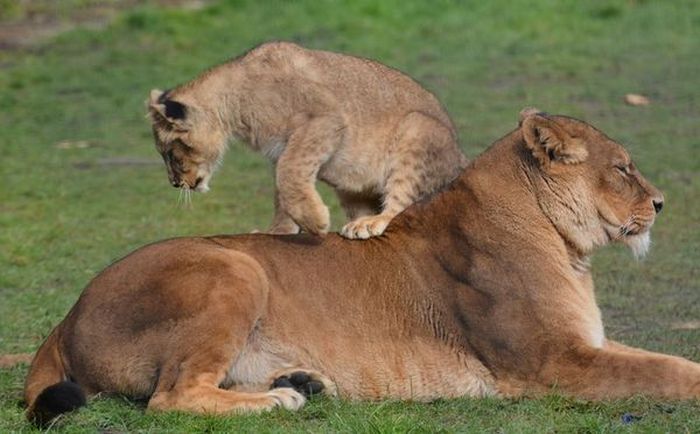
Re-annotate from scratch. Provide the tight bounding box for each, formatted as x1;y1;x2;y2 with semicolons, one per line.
24;328;86;426
29;381;86;427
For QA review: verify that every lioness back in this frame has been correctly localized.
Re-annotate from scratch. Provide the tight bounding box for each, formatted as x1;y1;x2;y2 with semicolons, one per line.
148;41;467;239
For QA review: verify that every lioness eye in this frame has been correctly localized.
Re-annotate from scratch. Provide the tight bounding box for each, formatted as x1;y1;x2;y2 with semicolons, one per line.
614;164;630;175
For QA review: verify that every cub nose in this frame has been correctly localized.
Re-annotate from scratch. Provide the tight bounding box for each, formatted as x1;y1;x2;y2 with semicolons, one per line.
652;198;664;214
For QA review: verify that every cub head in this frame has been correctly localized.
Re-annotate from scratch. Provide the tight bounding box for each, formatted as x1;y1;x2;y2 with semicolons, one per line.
147;89;226;192
519;108;664;258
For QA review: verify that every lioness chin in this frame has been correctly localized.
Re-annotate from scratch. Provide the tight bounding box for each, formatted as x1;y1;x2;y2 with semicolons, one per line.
147;41;466;239
27;109;696;428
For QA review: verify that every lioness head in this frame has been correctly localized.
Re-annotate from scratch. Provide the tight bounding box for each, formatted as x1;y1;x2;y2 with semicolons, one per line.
519;108;664;258
147;89;226;192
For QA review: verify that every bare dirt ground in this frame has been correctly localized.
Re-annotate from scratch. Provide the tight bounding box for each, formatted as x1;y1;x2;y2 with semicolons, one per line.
0;0;207;50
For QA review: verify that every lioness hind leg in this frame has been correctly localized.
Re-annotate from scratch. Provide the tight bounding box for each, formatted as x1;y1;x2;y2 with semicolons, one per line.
145;249;307;415
146;327;307;415
149;379;305;414
270;368;338;398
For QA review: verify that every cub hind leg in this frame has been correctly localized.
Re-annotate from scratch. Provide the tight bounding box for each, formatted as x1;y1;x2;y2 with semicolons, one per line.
341;112;466;239
336;189;383;222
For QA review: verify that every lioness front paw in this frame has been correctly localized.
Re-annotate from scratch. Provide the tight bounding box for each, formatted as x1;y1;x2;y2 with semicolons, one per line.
341;214;392;239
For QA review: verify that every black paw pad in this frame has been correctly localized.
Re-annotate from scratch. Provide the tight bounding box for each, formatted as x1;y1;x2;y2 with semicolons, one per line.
271;376;294;389
271;371;325;397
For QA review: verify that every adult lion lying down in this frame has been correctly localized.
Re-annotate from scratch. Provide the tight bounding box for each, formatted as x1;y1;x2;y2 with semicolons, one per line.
25;109;696;426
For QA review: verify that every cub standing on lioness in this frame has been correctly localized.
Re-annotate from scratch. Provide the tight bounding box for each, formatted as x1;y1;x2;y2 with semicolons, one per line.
148;41;466;239
25;109;700;427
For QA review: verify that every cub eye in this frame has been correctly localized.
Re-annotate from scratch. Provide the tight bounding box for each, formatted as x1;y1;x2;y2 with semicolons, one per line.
175;139;193;152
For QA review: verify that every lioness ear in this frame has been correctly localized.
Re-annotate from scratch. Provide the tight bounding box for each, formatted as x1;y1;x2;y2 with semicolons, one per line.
147;89;190;131
520;111;587;165
518;107;541;126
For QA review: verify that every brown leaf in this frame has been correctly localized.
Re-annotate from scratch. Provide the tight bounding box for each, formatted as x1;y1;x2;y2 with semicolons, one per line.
670;320;700;330
55;139;92;149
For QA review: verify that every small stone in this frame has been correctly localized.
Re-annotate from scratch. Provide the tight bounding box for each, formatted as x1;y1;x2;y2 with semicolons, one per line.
621;413;642;424
624;94;651;106
55;140;92;149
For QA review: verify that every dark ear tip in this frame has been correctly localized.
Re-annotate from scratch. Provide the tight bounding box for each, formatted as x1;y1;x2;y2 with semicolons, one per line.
519;109;553;128
157;88;171;103
518;107;544;126
164;99;186;119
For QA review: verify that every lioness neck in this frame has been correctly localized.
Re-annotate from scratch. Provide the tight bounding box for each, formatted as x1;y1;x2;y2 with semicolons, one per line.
394;129;605;358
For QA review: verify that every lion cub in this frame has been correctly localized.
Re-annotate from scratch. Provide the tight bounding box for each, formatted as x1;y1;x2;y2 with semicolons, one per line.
148;41;466;239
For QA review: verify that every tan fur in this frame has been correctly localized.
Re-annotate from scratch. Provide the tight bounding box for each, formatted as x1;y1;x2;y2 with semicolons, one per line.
26;110;696;424
147;41;467;238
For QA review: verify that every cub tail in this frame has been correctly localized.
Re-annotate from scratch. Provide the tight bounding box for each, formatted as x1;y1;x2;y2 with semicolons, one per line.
24;329;86;427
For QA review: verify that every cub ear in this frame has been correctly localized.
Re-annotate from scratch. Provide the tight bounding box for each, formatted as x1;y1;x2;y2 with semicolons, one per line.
147;88;190;131
520;109;587;165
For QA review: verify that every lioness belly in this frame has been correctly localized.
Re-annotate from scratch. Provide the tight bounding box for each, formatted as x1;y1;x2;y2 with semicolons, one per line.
227;331;496;400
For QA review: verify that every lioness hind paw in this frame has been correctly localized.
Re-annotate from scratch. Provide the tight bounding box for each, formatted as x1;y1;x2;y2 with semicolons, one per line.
266;387;306;411
271;371;326;398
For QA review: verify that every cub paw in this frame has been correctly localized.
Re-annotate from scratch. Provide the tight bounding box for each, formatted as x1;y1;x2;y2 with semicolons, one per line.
341;214;392;240
284;196;330;235
270;369;337;398
267;221;301;235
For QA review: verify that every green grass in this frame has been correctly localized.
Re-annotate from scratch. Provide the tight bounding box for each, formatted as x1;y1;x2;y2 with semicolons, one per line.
1;0;699;431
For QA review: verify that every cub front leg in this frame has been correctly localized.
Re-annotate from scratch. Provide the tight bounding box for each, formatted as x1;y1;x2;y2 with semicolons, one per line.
276;116;345;235
266;185;300;235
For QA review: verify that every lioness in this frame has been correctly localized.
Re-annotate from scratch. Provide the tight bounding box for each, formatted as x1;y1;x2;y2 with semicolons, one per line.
148;41;466;239
26;109;697;427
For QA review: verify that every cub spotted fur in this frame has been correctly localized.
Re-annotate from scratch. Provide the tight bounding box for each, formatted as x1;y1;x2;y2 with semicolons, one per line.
27;110;699;427
148;41;466;239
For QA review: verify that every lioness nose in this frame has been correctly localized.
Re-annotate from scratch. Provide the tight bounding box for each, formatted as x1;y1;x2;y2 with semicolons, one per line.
652;198;664;214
